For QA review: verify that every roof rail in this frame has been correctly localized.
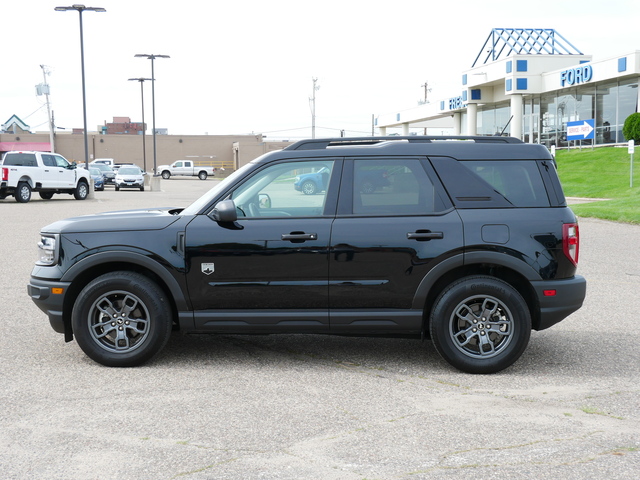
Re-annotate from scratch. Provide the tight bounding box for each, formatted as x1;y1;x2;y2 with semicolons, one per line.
285;136;523;151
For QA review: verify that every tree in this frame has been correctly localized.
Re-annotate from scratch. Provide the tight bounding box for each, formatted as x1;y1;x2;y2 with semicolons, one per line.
622;112;640;143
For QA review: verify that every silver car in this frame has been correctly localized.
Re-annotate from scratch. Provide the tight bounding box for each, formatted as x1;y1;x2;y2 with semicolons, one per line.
114;166;145;191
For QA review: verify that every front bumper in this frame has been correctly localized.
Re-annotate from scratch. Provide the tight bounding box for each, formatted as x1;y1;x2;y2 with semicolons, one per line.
531;275;587;330
117;181;143;188
27;278;71;337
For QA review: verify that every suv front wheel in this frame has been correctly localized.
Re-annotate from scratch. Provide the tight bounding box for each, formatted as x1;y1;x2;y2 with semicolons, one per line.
74;180;89;200
429;276;531;374
71;271;173;367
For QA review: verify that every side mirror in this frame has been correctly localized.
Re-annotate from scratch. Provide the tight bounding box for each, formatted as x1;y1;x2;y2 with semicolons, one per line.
259;193;271;209
210;199;238;223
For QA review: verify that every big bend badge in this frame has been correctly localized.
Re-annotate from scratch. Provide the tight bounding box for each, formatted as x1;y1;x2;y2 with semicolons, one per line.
201;263;215;275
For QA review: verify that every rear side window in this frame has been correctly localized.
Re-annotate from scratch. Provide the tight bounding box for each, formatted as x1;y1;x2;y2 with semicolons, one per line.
3;153;37;167
430;156;549;208
348;158;447;215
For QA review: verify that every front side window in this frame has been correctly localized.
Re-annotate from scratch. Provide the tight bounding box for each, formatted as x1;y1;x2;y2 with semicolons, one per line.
53;155;70;168
230;160;336;218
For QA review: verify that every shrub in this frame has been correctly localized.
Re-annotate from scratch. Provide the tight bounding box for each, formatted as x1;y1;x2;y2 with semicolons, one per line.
622;112;640;143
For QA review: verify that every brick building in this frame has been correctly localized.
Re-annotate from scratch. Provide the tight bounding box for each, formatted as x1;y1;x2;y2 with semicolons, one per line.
102;116;146;135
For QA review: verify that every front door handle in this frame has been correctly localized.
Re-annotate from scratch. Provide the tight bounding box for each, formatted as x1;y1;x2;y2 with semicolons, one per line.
282;232;318;242
407;231;444;241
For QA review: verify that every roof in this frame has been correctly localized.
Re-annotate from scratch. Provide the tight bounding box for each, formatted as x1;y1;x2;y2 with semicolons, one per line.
1;114;30;132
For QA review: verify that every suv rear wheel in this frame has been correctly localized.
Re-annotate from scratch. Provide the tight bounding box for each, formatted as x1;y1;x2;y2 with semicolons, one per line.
429;276;531;374
71;272;173;367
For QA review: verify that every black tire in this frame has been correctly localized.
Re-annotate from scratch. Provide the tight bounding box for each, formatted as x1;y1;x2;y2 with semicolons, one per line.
301;180;317;195
15;182;31;203
71;271;173;367
161;171;171;180
429;276;531;374
74;181;89;200
115;185;120;191
198;171;207;180
140;186;145;191
39;191;55;200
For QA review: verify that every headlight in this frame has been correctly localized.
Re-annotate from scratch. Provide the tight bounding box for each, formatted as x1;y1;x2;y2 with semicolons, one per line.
37;234;59;265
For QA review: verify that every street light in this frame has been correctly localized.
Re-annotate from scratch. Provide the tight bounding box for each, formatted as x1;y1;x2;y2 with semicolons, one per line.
55;4;106;168
128;78;152;173
135;54;170;175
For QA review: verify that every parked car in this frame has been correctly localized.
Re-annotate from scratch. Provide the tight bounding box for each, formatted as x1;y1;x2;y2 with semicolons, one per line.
88;168;105;191
92;163;116;185
294;166;331;195
28;136;586;374
115;166;145;191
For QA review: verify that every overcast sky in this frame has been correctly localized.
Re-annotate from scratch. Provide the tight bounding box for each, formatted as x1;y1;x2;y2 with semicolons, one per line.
2;0;639;140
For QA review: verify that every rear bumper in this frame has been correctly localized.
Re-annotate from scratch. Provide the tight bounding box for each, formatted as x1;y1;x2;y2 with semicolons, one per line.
531;275;587;330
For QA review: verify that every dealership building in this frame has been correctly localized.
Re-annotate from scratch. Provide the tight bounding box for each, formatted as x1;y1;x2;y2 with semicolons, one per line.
375;28;640;147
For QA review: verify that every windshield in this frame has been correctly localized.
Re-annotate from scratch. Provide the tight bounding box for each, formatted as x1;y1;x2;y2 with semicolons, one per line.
181;162;255;215
118;167;141;175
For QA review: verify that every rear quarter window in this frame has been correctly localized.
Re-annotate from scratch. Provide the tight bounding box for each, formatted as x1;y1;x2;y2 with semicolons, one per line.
429;156;550;208
3;153;37;167
461;160;549;207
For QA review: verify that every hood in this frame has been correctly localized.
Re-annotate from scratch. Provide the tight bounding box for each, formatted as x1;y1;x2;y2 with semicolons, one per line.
41;207;184;234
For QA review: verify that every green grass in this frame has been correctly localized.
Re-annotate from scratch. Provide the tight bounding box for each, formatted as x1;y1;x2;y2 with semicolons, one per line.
555;147;640;224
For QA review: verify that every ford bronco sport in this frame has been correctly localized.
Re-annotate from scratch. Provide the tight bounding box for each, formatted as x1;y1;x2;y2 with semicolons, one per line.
27;136;586;373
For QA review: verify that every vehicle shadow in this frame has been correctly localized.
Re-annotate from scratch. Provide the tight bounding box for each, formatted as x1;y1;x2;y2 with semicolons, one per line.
155;332;451;374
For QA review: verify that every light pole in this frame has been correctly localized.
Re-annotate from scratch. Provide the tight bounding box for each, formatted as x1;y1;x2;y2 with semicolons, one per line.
55;4;106;168
128;78;152;173
135;54;169;175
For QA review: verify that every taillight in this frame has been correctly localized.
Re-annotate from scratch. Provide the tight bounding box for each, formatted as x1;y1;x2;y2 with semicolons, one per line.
563;223;580;266
2;167;7;181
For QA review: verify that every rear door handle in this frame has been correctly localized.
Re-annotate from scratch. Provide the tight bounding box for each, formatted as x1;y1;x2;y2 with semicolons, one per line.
407;231;444;241
282;232;318;242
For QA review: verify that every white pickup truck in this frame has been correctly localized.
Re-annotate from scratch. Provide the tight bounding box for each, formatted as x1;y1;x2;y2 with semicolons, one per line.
0;151;91;203
156;160;215;180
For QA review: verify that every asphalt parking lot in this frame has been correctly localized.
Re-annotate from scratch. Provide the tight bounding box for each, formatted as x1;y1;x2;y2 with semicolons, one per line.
1;178;639;480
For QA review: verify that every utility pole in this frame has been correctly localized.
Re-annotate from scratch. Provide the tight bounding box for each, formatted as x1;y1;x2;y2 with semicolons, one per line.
38;65;55;153
419;81;431;105
310;78;319;139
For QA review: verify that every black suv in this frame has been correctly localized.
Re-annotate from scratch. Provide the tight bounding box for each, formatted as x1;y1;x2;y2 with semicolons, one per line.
27;137;586;373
